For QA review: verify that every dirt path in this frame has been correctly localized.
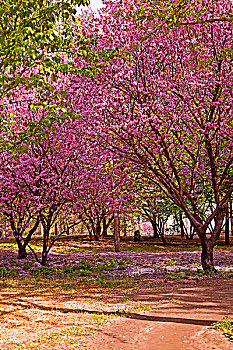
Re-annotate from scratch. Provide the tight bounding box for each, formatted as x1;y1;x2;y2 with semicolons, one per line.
88;279;233;350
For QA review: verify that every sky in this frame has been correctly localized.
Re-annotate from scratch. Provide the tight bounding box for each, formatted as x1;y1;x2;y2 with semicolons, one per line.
89;0;103;11
76;0;104;13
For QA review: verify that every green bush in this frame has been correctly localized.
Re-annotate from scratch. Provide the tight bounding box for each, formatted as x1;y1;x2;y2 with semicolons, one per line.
212;317;233;341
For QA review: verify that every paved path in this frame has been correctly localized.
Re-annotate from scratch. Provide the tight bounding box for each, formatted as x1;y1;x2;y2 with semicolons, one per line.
88;279;233;350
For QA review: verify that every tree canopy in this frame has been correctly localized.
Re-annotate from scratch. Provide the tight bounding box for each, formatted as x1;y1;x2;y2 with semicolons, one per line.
68;0;233;271
0;0;90;96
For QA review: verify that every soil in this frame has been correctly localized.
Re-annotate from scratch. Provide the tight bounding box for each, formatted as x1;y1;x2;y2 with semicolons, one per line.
1;236;233;349
87;278;233;350
52;235;233;349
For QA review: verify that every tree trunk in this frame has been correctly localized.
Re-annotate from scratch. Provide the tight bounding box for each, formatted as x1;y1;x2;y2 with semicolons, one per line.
23;217;40;247
200;242;215;272
102;217;107;237
198;208;226;272
230;201;233;236
93;222;101;241
86;225;93;241
156;218;166;245
9;214;28;259
17;241;27;259
225;205;230;245
123;218;127;237
55;223;58;236
189;221;194;240
41;222;50;266
114;211;120;252
152;220;159;238
102;215;114;237
180;214;185;238
160;227;167;245
41;252;48;266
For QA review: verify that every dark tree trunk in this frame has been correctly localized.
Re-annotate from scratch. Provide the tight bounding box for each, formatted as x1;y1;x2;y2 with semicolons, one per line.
123;218;127;236
152;220;159;238
160;227;167;245
55;223;58;236
9;214;39;259
180;214;185;238
93;222;101;241
198;208;226;272
16;218;40;259
17;241;27;259
114;212;120;252
102;215;114;237
102;217;107;237
201;242;215;272
156;218;166;245
87;226;93;241
225;205;230;245
41;220;50;266
8;213;27;259
189;221;194;240
23;217;40;247
230;201;233;236
41;252;48;266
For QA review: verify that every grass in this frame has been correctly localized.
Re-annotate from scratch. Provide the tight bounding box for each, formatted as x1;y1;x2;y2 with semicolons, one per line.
0;267;21;278
18;256;132;280
212;317;233;341
167;271;186;281
94;276;133;289
0;241;40;251
122;244;202;252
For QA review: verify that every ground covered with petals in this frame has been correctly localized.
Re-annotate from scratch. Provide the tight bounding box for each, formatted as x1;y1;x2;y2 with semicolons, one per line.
0;240;233;349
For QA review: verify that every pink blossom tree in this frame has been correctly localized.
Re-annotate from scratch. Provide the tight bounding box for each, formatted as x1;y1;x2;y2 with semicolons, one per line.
0;94;131;261
0;154;40;258
70;0;233;271
70;133;133;241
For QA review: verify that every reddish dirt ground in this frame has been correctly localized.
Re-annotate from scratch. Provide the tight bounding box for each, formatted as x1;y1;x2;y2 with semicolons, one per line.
1;236;233;349
87;278;233;350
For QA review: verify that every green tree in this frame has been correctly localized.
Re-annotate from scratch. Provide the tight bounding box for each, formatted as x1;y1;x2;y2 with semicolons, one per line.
0;0;89;96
